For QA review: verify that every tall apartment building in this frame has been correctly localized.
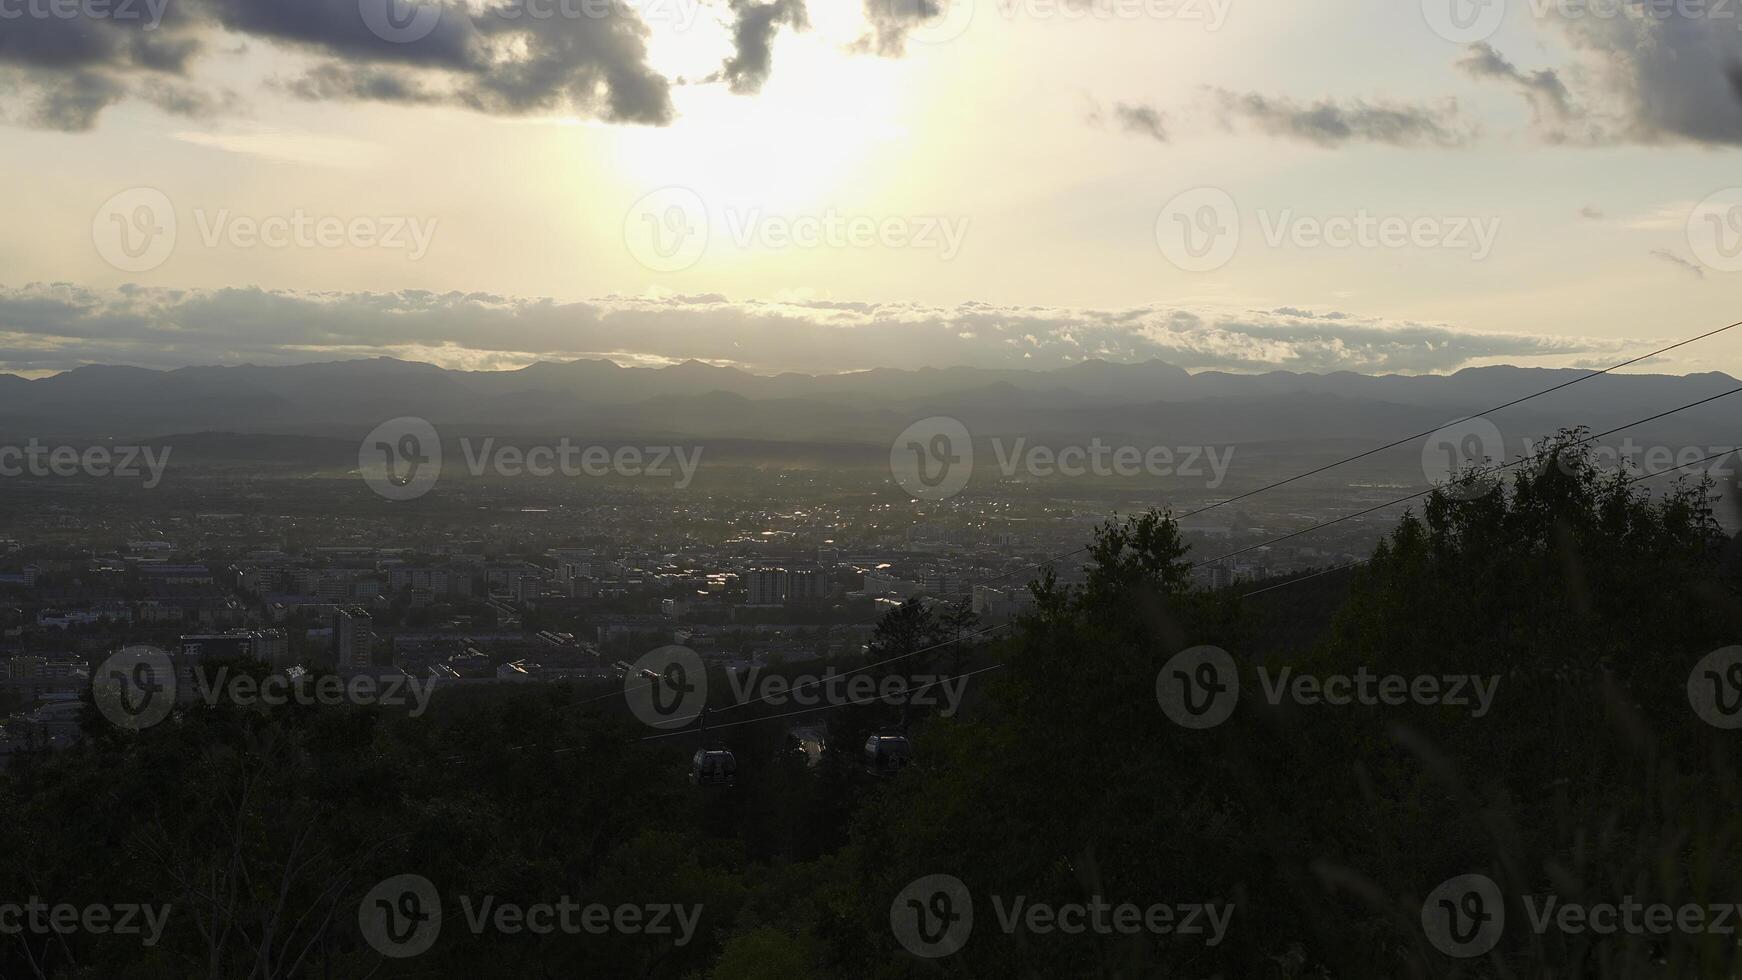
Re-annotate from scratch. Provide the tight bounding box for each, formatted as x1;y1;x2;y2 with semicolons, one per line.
786;567;828;603
746;568;787;606
333;608;374;668
179;629;290;666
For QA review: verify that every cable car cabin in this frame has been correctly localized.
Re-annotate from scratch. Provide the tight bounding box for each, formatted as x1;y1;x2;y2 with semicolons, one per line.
863;733;913;776
785;727;827;768
690;747;737;788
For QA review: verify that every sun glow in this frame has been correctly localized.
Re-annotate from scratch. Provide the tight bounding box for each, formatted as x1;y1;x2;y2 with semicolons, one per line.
616;24;915;212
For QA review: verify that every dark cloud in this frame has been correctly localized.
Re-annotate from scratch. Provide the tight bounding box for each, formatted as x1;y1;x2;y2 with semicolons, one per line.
1091;100;1168;142
1086;100;1168;142
1556;5;1742;144
0;283;1625;376
136;77;242;116
277;62;438;104
1651;249;1706;279
1208;88;1473;147
196;0;477;65
1468;9;1742;146
0;0;201;130
1580;205;1604;220
0;0;676;130
1457;42;1575;129
22;69;126;131
266;0;676;123
855;0;939;57
713;0;807;95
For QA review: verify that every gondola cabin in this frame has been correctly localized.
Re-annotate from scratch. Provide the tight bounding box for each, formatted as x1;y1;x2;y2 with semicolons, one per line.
863;733;912;776
690;747;737;787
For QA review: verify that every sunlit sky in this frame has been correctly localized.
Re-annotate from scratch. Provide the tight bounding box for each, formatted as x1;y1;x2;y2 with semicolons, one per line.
3;0;1742;376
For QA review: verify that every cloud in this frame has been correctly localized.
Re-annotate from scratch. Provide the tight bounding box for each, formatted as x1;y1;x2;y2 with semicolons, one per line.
1455;42;1592;142
0;283;1629;377
712;0;808;95
1207;88;1473;147
1114;103;1168;142
0;1;207;131
0;0;677;131
1552;4;1742;144
1089;100;1168;142
1580;205;1605;220
855;0;940;57
1465;10;1742;146
1651;249;1706;279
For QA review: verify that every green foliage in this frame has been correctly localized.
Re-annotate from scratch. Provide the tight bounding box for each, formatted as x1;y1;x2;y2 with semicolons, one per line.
5;445;1741;977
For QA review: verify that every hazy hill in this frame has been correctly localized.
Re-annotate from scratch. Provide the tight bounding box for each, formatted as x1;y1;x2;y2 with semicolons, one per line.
0;358;1734;454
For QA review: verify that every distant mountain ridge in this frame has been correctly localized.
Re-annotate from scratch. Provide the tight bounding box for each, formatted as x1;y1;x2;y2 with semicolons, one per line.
0;357;1735;446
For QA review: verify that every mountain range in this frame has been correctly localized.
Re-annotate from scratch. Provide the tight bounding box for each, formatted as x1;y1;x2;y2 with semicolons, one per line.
0;358;1735;453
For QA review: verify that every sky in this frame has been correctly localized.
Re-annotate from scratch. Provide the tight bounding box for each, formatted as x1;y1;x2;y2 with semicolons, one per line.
3;0;1742;377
